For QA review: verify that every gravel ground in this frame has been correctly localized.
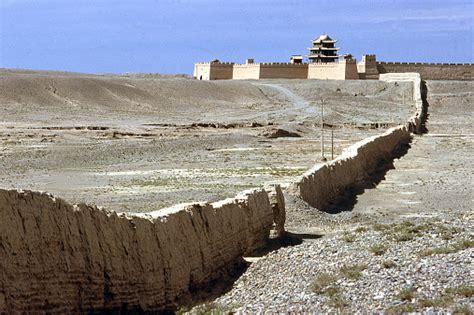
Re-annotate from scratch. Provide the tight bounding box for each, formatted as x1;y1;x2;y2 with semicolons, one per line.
193;212;473;313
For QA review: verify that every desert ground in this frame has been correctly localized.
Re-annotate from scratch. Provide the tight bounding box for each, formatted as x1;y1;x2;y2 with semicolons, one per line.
0;69;412;212
0;69;472;312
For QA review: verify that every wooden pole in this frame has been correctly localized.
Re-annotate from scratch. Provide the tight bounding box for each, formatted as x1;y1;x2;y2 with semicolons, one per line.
321;99;326;161
331;129;334;160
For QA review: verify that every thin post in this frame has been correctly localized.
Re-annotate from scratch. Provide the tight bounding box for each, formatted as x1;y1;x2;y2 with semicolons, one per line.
331;129;334;160
402;90;405;105
320;99;326;161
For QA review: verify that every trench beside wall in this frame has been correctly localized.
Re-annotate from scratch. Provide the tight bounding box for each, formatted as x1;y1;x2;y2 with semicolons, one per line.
0;187;282;313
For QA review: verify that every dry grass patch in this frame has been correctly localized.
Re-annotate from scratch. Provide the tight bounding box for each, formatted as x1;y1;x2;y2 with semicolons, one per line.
341;231;356;243
368;243;388;255
339;264;367;280
397;287;416;302
310;272;338;294
382;260;397;269
445;285;474;298
355;226;368;233
452;304;473;314
418;239;474;257
374;221;466;243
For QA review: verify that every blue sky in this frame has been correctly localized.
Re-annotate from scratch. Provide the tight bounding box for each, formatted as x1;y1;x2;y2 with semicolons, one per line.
1;0;472;74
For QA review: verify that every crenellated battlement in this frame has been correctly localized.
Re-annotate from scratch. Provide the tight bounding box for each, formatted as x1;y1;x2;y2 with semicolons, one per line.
377;61;473;80
235;62;308;66
378;61;472;66
195;61;235;65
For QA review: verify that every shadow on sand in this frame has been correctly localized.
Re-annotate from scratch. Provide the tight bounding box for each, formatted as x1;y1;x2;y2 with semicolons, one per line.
323;141;412;214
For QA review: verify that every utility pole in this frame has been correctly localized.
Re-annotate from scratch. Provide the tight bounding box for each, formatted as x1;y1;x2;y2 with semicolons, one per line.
331;129;334;160
321;99;326;161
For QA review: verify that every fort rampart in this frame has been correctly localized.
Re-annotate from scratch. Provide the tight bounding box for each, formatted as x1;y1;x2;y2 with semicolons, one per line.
0;187;284;312
195;57;472;81
289;73;425;209
377;62;473;81
308;59;358;80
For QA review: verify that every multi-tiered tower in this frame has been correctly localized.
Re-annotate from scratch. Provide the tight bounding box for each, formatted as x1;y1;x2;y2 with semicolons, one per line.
307;34;339;63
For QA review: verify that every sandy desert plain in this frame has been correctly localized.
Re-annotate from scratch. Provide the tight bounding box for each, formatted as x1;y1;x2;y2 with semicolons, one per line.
0;68;473;312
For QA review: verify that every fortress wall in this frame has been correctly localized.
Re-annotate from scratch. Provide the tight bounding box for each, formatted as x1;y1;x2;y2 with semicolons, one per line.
233;64;260;80
0;186;283;313
259;63;308;79
194;62;234;80
288;126;411;210
377;62;473;80
307;62;354;80
357;55;379;80
379;73;424;133
290;72;426;209
194;63;211;80
209;63;234;80
344;60;360;80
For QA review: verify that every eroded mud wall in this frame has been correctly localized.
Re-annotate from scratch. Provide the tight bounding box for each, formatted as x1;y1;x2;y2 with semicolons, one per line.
0;188;277;313
291;72;426;210
289;126;411;210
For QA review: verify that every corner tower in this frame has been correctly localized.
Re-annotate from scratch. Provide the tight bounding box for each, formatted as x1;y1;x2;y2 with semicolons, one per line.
307;34;339;63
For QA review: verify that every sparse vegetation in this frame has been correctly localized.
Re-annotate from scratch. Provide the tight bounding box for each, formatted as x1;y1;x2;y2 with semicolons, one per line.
385;303;415;314
452;304;473;315
368;243;387;255
355;226;368;233
341;231;356;243
327;294;350;309
445;285;474;298
382;260;397;269
371;221;466;243
310;272;338;294
339;264;367;280
387;285;474;312
397;287;416;301
418;239;474;257
418;295;454;308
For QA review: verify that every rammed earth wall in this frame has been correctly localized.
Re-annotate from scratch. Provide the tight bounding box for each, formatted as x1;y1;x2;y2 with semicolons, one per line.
0;187;282;313
290;72;426;209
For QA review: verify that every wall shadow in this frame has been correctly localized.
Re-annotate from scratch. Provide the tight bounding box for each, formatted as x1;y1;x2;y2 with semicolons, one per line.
323;141;411;214
418;80;430;134
169;231;315;313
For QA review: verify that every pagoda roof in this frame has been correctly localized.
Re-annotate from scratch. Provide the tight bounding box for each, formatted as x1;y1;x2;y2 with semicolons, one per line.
312;34;337;43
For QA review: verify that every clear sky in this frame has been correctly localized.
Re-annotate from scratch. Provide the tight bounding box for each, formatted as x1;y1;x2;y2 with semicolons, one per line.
1;0;473;74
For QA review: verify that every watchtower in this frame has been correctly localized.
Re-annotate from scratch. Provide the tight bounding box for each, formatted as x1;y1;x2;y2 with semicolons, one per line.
307;34;340;63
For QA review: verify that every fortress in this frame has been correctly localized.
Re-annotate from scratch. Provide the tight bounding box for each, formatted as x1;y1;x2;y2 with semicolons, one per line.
194;34;473;81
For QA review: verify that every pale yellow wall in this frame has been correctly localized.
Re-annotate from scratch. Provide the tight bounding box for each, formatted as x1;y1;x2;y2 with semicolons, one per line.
377;62;473;80
308;63;346;80
233;64;260;80
194;63;211;80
